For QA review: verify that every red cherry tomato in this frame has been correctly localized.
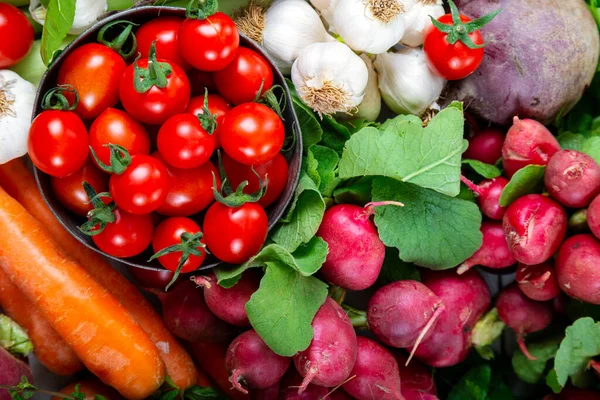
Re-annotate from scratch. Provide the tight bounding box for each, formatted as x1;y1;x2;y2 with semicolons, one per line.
178;12;239;71
0;4;34;68
51;159;109;216
220;103;285;165
203;202;268;264
92;209;154;258
213;47;273;105
424;14;485;81
89;108;151;167
152;217;206;273
57;43;126;120
188;69;216;96
109;155;170;215
127;266;180;290
136;16;191;71
222;153;289;208
186;94;231;148
157;113;216;169
119;57;190;125
154;152;221;217
28;110;89;178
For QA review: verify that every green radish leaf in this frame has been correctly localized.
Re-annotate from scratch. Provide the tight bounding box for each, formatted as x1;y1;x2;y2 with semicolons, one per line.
293;97;322;152
333;177;374;206
499;165;546;207
485;380;514;400
246;261;328;356
511;336;562;384
546;369;562;394
372;177;482;269
339;102;466;197
40;0;77;65
457;182;477;203
558;132;587;150
557;132;600;165
0;314;33;357
377;247;421;284
309;145;341;197
303;152;320;189
447;364;492;400
182;386;228;400
462;159;502;179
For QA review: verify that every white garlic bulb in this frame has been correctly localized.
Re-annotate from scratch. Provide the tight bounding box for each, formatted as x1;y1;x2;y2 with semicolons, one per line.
401;0;445;47
30;0;107;35
292;42;369;117
338;54;381;122
309;0;339;29
374;48;446;116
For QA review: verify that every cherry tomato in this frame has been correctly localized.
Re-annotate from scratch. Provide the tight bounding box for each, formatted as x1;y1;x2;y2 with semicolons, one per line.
127;266;180;290
220;103;285;165
109;155;170;215
136;16;191;71
89;108;151;167
28;110;89;178
157;113;216;169
222;153;288;208
92;209;154;258
51;159;109;216
186;94;231;148
213;47;273;105
178;12;239;71
57;43;126;120
424;14;485;81
154;152;221;217
119;57;190;125
0;4;33;68
152;217;206;273
203;202;268;264
188;69;216;96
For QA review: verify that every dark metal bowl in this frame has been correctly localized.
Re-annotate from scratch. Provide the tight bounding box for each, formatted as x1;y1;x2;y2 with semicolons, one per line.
32;6;302;272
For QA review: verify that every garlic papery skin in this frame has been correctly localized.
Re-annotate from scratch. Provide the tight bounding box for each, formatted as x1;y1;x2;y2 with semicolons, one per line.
374;48;445;116
401;0;445;47
310;0;339;29
263;0;336;75
0;70;35;165
332;0;406;54
30;0;107;35
292;42;369;117
338;54;381;122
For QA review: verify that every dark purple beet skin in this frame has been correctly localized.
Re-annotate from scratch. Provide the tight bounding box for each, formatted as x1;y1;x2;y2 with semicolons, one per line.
0;347;33;400
556;234;600;305
545;150;600;208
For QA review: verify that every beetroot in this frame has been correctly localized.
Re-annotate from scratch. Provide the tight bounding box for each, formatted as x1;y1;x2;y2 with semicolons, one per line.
556;234;600;304
192;271;260;326
0;347;33;400
457;220;516;274
587;194;600;240
501;117;561;177
294;297;357;391
413;269;491;367
342;337;404;400
462;177;508;220
279;369;330;400
367;280;444;361
503;194;567;265
496;284;553;360
226;329;291;394
394;352;438;400
516;262;560;301
463;128;505;165
545;150;600;208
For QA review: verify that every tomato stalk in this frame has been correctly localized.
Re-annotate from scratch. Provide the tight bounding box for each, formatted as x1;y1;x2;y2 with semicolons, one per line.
185;0;219;20
78;182;116;236
430;0;501;49
133;41;173;93
41;84;79;111
213;152;269;207
256;82;286;120
89;143;132;175
97;19;139;59
196;89;218;134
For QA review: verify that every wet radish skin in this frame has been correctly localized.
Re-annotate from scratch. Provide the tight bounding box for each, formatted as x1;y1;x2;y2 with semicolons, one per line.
556;234;600;304
545;150;600;208
516;262;561;301
464;127;505;165
476;177;509;220
459;220;516;273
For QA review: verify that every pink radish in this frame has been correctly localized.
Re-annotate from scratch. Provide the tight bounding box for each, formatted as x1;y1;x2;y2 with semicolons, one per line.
394;352;438;400
413;269;491;368
279;369;329;399
457;220;516;275
367;280;444;363
461;177;508;220
516;262;560;301
587;194;600;240
316;202;403;290
501;117;561;178
226;329;291;394
503;194;567;265
0;347;33;400
192;271;260;326
342;336;404;400
545;150;600;208
464;127;505;165
294;297;357;392
556;234;600;304
496;284;553;361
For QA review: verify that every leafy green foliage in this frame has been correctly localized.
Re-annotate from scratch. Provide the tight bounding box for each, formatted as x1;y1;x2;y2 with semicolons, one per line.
511;336;561;384
557;131;600;165
293;97;323;151
41;0;76;65
377;247;421;284
309;145;341;197
333;177;374;205
447;364;492;400
462;159;502;179
499;165;546;207
150;378;227;400
0;314;33;357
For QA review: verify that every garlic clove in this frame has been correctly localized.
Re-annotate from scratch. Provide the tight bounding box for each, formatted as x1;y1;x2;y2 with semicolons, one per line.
337;54;381;122
310;0;339;31
30;0;108;35
401;0;445;47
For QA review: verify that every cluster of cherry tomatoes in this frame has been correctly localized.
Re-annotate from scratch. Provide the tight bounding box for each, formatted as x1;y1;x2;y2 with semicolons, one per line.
27;4;290;283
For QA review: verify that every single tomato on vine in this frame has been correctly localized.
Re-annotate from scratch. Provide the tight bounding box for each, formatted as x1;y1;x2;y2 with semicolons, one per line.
151;217;206;277
91;208;154;258
157;113;216;169
186;93;231;148
136;16;191;71
51;159;109;216
0;3;34;68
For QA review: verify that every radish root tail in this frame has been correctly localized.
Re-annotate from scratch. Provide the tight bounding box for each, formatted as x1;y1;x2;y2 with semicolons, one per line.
298;366;318;394
406;302;446;366
517;336;536;361
190;275;212;289
229;369;249;394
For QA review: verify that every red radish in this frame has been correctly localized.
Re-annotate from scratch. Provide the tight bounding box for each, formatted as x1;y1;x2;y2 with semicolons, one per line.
0;347;33;400
294;298;357;391
457;220;516;275
553;294;569;315
503;194;567;265
127;266;180;290
516;262;560;301
413;269;491;368
587;194;600;240
460;176;508;220
367;281;444;363
279;369;329;399
251;382;279;400
317;202;403;290
342;336;404;400
394;352;438;400
501;117;561;178
544;386;600;400
463;127;505;165
496;284;553;361
226;330;291;394
192;271;260;326
556;234;600;304
545;150;600;208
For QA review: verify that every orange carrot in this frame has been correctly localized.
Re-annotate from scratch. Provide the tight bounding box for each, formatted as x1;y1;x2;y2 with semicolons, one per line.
0;159;198;389
53;378;125;400
0;269;84;376
0;186;165;399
